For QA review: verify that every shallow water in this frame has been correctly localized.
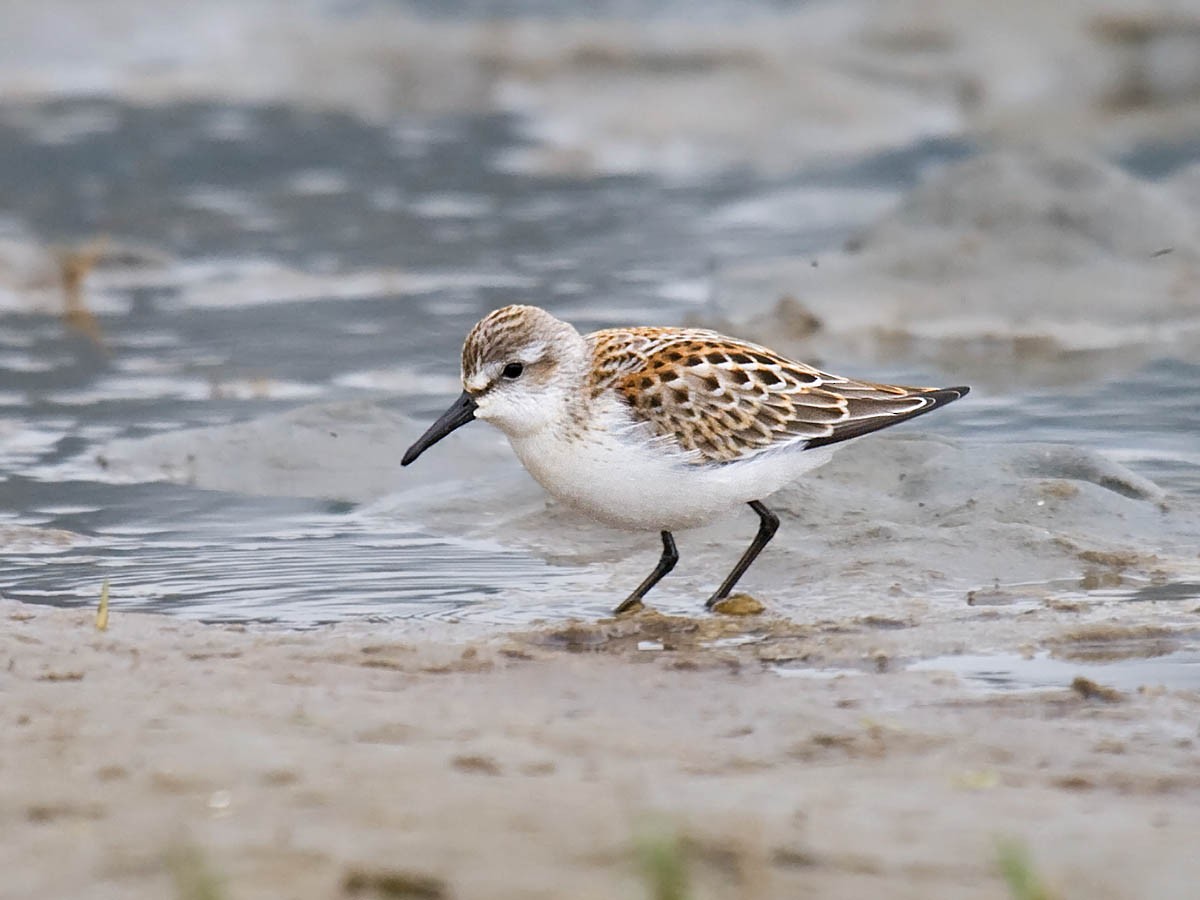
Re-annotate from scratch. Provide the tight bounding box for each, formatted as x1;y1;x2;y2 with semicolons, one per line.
908;650;1200;693
0;99;896;622
1;94;1199;626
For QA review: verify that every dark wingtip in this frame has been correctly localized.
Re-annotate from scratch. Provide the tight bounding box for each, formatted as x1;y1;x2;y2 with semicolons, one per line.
932;385;970;405
803;382;970;450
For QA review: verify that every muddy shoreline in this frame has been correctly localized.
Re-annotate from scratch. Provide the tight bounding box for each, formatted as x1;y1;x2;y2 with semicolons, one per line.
5;598;1198;899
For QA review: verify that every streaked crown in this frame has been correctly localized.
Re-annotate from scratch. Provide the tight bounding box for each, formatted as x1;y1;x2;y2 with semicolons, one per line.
460;304;581;394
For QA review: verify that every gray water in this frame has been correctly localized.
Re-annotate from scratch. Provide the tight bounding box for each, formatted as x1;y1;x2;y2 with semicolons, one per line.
908;650;1200;693
1;98;1198;624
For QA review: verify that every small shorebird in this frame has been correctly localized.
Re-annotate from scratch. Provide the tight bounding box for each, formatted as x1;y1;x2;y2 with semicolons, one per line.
403;305;968;614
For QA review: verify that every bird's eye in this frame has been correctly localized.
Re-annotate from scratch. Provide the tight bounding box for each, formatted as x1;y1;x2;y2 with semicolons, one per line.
502;362;524;379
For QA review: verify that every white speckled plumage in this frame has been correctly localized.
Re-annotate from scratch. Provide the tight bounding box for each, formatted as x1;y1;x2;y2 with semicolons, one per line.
404;304;968;612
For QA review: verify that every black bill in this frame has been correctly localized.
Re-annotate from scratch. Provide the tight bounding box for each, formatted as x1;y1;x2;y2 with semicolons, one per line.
401;391;478;466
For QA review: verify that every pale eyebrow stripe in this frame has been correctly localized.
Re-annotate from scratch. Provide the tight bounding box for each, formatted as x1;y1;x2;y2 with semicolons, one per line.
517;341;547;362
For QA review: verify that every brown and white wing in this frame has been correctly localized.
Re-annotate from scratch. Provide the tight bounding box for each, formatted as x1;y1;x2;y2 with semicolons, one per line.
589;328;968;464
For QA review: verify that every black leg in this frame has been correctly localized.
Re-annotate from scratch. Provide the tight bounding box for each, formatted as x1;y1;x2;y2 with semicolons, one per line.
705;500;779;609
612;531;678;614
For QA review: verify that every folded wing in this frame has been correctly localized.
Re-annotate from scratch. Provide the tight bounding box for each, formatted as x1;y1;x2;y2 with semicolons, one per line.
589;327;968;464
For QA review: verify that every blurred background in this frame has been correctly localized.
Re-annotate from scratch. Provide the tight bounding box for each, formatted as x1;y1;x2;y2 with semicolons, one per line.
1;0;1199;623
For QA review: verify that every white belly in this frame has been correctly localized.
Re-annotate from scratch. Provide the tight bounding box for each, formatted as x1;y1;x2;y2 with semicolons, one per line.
506;419;834;532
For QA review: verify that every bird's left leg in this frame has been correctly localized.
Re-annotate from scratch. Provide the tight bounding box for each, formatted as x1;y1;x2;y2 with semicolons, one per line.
705;500;779;609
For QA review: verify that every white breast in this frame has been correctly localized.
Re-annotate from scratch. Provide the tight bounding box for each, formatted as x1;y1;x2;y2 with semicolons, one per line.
505;395;835;532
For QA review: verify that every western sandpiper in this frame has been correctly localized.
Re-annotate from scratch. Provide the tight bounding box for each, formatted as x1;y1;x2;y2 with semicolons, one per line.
403;305;968;614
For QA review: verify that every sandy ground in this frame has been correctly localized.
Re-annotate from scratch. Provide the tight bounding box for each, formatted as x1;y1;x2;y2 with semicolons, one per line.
4;598;1199;900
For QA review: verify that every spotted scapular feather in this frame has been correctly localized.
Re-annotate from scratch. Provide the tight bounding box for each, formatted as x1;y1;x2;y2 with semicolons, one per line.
587;327;968;464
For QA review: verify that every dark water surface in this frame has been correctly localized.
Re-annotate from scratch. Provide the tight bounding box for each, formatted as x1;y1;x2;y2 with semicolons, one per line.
1;100;1197;623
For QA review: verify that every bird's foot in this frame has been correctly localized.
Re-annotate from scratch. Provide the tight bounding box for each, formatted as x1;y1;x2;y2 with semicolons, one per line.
611;597;646;617
707;593;765;617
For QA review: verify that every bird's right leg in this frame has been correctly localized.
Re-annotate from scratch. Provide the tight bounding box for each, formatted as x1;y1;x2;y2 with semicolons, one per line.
612;531;678;614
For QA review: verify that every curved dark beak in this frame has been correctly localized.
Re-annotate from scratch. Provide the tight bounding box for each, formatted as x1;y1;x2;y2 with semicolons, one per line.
402;391;477;466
